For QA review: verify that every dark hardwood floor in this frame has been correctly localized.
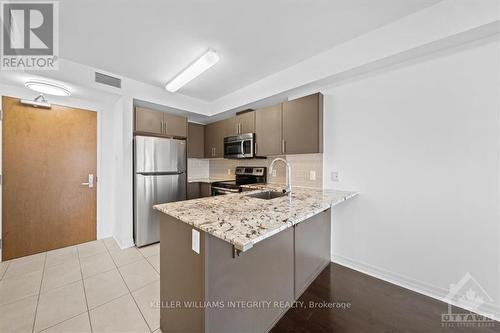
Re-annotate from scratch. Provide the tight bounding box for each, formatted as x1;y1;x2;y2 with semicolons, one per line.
270;263;499;333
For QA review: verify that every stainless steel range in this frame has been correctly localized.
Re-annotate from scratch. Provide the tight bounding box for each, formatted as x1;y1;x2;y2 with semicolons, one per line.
211;166;267;195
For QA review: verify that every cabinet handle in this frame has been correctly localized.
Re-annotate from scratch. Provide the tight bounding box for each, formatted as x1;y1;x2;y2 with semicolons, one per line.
282;139;285;154
236;124;239;134
165;121;168;134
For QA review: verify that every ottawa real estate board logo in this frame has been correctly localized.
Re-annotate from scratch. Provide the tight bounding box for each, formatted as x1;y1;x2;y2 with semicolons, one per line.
441;273;496;329
1;1;59;70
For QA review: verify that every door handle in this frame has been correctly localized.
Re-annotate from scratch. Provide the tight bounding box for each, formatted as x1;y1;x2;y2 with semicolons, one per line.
81;174;94;188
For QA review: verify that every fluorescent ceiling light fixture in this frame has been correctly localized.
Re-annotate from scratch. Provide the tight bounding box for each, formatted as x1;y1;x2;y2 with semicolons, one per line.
165;49;220;92
25;80;71;96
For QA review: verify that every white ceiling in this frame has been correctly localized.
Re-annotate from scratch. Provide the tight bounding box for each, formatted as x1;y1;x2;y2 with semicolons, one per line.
59;0;440;101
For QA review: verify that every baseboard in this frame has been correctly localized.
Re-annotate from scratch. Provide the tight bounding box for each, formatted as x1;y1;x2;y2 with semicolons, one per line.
115;236;135;250
332;254;500;322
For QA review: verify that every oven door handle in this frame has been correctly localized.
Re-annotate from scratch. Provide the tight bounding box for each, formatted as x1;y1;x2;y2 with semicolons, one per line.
211;186;240;193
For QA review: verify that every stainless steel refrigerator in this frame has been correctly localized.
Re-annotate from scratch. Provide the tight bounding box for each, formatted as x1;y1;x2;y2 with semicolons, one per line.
134;136;187;247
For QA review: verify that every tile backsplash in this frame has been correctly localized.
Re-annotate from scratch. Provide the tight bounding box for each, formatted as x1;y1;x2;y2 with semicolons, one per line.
286;153;323;189
187;158;209;179
190;153;323;189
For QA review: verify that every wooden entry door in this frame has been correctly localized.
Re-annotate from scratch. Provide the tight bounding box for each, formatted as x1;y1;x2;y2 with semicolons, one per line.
2;96;97;260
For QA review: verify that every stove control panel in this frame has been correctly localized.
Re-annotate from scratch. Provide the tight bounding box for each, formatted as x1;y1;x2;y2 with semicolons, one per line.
235;167;266;176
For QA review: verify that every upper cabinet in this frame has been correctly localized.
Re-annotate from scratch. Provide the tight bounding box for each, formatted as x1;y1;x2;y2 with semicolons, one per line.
254;93;323;156
255;105;282;156
163;112;188;138
134;107;187;138
187;122;204;158
237;111;255;134
205;120;224;158
224;111;255;137
282;93;323;154
172;93;322;159
134;107;163;135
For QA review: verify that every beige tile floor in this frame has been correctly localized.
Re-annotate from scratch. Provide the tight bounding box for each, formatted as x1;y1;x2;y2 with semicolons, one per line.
0;239;162;333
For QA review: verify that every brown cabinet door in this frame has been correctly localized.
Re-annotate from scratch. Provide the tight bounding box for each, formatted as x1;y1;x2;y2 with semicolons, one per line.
237;111;255;134
164;113;187;138
188;123;205;158
223;117;239;137
224;112;255;137
205;121;224;158
282;93;322;154
200;183;212;197
213;121;224;158
187;182;201;199
204;122;216;158
135;107;163;135
255;105;282;156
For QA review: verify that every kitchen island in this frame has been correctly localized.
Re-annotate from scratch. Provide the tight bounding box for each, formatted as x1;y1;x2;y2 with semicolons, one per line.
154;186;357;333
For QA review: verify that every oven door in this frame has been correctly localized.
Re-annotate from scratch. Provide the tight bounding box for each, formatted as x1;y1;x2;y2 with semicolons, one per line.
224;133;254;158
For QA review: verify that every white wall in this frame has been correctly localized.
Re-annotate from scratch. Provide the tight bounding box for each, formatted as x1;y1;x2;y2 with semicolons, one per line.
323;37;500;318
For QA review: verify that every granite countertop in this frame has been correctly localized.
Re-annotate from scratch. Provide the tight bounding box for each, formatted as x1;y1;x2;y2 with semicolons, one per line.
154;185;358;252
188;177;234;183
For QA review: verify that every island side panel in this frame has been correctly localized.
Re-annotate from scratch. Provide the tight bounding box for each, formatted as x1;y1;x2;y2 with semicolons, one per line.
204;228;294;333
160;214;205;333
294;209;331;298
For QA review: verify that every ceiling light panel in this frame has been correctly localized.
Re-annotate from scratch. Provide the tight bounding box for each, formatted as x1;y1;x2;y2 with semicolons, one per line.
25;80;71;96
166;49;219;92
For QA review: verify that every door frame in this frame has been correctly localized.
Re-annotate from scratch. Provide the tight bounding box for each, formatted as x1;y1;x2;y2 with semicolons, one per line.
0;86;105;261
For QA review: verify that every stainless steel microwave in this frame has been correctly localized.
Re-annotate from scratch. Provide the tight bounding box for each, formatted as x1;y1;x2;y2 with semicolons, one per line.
224;133;254;159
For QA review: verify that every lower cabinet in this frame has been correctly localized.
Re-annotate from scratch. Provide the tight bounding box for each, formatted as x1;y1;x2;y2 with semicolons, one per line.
200;183;212;197
159;209;331;333
187;182;200;200
187;182;212;199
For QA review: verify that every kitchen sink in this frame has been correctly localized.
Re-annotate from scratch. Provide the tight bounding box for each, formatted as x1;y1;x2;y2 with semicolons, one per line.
245;190;289;200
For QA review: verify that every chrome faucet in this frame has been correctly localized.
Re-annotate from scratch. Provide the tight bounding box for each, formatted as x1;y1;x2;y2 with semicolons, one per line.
269;158;292;194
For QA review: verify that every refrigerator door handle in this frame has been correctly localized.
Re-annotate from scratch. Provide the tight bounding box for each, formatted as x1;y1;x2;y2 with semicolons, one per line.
137;171;184;176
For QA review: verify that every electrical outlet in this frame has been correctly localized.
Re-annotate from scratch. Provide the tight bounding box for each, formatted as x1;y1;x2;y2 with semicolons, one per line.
331;171;339;182
227;169;231;175
309;170;316;181
192;229;200;254
272;169;277;177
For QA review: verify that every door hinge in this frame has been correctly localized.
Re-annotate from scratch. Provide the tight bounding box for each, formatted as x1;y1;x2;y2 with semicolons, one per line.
0;239;2;249
0;109;3;121
0;174;2;185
